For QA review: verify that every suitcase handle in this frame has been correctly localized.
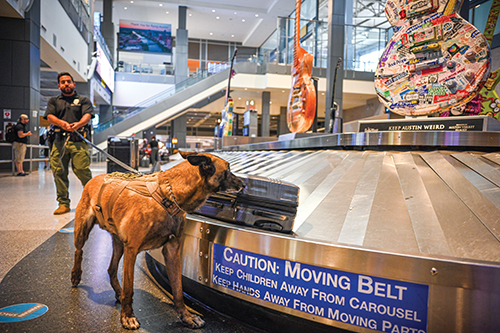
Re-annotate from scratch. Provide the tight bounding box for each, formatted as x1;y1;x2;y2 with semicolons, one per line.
206;201;225;209
252;210;287;221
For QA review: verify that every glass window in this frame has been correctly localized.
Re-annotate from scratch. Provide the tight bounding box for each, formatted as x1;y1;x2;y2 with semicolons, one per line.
207;44;228;61
188;41;200;59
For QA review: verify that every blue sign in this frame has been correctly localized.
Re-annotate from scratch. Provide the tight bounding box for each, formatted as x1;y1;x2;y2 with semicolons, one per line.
0;303;48;323
212;244;429;333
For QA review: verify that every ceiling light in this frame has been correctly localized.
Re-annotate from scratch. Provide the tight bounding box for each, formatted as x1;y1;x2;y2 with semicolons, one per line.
166;11;169;14
189;13;192;16
159;3;163;6
255;14;259;17
216;16;220;19
231;34;234;37
242;19;245;22
282;90;285;93
212;9;215;12
124;6;127;9
130;1;133;3
234;12;237;15
210;32;213;35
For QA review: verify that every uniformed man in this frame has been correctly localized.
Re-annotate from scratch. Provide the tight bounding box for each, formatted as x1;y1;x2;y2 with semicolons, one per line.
45;72;93;215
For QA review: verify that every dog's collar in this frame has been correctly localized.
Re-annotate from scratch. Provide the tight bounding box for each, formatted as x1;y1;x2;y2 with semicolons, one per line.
162;178;186;215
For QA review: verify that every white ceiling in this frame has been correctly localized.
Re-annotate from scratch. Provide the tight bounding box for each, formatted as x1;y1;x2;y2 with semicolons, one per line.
95;0;297;47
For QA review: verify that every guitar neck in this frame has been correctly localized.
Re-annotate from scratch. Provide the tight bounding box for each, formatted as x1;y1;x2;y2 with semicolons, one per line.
294;0;301;67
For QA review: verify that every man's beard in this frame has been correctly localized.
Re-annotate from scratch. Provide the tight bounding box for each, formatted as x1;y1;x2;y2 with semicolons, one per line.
63;86;74;94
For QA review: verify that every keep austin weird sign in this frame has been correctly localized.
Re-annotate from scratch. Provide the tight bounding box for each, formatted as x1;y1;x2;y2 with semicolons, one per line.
212;244;429;333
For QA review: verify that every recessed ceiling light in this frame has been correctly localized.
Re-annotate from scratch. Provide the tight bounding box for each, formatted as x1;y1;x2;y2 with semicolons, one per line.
130;1;133;3
189;13;192;16
282;90;285;93
216;16;220;19
159;3;163;6
212;9;215;12
234;12;237;15
166;11;169;14
231;34;234;37
255;14;259;17
210;32;213;35
244;88;248;90
242;19;245;22
124;6;127;9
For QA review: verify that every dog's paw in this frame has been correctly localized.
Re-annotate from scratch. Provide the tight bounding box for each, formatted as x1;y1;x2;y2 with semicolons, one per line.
121;315;140;330
70;269;81;287
180;313;205;329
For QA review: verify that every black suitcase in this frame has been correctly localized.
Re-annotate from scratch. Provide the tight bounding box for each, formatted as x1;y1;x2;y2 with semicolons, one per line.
195;174;299;233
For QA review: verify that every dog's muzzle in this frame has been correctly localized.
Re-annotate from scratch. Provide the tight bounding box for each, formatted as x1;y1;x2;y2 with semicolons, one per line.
218;170;245;193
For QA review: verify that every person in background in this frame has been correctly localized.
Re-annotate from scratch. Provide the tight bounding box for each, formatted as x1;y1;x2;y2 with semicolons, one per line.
148;136;160;173
44;72;94;215
40;125;51;169
13;114;32;176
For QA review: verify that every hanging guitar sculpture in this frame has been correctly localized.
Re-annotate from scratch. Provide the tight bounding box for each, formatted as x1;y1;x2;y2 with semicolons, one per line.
220;49;237;137
375;0;491;116
287;0;316;133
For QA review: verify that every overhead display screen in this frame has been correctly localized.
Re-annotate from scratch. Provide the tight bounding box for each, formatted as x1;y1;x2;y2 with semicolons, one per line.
118;19;172;54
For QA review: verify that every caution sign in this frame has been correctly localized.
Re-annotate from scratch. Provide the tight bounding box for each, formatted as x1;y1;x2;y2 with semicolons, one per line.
212;244;429;333
0;303;48;323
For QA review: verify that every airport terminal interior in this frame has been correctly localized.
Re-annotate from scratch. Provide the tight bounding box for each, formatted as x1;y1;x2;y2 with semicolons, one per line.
1;0;500;332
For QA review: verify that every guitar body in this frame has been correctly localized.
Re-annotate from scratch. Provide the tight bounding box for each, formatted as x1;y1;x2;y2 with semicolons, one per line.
375;0;491;116
287;0;317;133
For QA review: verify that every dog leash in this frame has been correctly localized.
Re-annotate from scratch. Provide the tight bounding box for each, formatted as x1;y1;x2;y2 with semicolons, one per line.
74;130;141;175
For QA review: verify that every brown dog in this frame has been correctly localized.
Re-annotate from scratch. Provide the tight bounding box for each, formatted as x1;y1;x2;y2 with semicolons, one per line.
71;151;245;329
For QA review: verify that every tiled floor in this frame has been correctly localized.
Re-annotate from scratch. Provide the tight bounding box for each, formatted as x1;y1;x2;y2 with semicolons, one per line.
0;163;94;282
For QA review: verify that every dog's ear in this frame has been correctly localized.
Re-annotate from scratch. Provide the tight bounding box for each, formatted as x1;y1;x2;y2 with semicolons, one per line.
187;155;216;177
179;151;196;159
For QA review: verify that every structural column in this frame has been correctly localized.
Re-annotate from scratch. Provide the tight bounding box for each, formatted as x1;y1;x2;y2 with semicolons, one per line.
279;106;290;136
175;6;188;84
261;91;270;137
0;0;41;170
101;0;114;61
171;115;187;148
325;0;345;133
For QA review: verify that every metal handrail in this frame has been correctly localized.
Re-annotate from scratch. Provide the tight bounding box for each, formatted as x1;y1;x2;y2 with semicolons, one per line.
0;143;50;175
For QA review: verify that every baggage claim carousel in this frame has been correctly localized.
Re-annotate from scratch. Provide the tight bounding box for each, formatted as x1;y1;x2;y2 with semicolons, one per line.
147;129;500;333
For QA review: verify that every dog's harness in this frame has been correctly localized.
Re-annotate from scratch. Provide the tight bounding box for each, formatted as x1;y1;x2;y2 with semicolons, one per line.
94;173;185;227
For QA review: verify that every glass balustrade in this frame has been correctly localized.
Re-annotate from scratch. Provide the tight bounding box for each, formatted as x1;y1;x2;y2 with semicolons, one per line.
95;58;252;134
268;17;389;73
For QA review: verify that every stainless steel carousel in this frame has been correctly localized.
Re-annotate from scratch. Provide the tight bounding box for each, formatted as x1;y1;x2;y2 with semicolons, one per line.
147;127;500;333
